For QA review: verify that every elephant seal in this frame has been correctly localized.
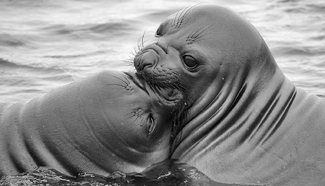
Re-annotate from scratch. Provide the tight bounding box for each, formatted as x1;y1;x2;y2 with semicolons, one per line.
134;4;325;186
0;70;183;177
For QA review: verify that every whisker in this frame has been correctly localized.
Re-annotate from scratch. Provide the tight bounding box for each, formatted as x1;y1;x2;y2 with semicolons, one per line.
174;5;197;28
140;30;147;49
108;75;130;85
132;30;148;57
104;83;128;88
186;24;212;44
122;54;137;68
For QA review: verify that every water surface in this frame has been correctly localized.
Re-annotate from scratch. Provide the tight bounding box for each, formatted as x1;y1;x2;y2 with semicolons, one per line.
1;0;324;103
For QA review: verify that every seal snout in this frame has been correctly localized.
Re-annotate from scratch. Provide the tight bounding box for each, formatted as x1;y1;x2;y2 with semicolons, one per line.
134;49;158;72
125;72;183;105
134;42;168;73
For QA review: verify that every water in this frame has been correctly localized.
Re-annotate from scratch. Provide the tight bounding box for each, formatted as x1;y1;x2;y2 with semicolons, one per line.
0;160;247;186
0;0;324;185
0;0;324;104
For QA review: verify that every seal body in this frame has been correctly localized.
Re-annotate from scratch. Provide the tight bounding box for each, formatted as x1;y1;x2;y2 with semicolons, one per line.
134;4;325;185
0;70;183;177
172;76;325;185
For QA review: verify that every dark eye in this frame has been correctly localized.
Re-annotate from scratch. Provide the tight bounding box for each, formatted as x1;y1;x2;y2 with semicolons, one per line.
183;55;197;69
147;113;155;134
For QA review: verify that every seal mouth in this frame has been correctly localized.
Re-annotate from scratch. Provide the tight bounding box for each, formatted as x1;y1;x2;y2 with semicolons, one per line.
151;85;182;104
125;72;149;95
125;72;182;105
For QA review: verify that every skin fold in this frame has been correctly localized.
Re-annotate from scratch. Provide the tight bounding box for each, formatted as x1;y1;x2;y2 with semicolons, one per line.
134;4;325;185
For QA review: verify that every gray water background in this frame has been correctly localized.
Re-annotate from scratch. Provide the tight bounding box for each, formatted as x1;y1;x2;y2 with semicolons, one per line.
0;0;324;104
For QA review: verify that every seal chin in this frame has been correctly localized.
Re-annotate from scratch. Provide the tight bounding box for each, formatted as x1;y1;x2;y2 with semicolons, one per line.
126;72;183;106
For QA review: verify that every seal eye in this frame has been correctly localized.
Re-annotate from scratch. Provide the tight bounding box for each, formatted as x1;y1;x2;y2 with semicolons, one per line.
147;113;155;135
183;55;197;69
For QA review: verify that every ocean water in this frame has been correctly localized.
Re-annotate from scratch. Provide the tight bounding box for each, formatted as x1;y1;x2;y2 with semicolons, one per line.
0;0;324;104
0;160;239;186
0;0;324;185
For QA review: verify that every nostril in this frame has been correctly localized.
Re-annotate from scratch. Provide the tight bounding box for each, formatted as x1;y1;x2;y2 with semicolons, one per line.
141;63;152;71
134;56;153;72
133;50;157;72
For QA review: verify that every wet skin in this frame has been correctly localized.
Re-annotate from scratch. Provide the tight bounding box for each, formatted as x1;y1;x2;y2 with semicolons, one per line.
134;4;325;186
0;70;183;176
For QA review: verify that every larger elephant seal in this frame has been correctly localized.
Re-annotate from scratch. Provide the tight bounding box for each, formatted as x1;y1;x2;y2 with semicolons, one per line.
0;70;183;177
134;4;325;186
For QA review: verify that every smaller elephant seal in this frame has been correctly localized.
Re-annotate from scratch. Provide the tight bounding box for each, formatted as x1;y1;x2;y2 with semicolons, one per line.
134;4;325;186
0;70;183;177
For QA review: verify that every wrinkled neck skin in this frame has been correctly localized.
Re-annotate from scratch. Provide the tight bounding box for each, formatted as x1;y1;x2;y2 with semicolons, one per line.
171;45;325;185
0;73;172;177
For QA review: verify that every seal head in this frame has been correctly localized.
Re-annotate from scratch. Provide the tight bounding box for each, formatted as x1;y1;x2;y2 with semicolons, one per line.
0;70;183;176
133;4;273;144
